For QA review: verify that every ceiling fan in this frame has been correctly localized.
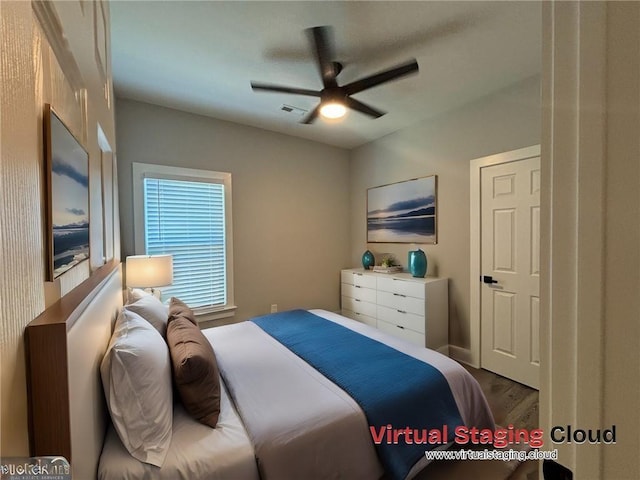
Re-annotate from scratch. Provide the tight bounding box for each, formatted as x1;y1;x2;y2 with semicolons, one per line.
251;26;419;124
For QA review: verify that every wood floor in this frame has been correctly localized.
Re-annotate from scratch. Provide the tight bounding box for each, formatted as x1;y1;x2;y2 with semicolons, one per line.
463;364;539;434
413;364;540;480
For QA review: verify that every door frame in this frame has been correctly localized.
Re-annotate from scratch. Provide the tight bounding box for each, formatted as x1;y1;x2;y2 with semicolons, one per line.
468;144;541;368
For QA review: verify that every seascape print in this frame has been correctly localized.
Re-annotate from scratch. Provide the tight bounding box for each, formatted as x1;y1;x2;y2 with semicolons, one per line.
367;175;437;244
49;110;90;278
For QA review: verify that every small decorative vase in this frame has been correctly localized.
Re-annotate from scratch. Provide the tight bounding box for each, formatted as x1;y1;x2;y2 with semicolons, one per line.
408;249;427;278
362;250;375;270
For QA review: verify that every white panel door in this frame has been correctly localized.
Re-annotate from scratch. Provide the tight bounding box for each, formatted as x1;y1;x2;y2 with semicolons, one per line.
480;156;540;388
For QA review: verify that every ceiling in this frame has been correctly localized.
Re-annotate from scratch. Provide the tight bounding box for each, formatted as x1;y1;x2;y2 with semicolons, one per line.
110;1;541;149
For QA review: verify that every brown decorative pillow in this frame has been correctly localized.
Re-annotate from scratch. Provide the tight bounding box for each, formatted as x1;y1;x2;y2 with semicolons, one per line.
168;297;197;325
166;317;220;428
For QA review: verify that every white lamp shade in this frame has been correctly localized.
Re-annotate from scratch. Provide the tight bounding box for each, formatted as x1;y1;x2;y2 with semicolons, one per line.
126;255;173;288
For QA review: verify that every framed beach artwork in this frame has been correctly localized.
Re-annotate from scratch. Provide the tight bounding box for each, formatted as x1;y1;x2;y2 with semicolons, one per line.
44;104;90;280
367;175;437;244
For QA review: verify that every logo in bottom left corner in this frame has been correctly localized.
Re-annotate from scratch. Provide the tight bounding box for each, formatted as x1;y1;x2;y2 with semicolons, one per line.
0;456;71;480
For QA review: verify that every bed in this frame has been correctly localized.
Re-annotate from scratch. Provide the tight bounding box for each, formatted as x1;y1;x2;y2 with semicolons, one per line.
26;267;494;480
98;306;494;480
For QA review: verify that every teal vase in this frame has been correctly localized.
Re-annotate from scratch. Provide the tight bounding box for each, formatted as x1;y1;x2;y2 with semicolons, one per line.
362;250;375;270
408;249;427;277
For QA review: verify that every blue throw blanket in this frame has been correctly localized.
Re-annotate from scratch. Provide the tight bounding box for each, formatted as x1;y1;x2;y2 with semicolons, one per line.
252;310;463;480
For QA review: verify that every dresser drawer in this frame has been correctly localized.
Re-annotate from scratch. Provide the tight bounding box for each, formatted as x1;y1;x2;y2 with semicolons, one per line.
341;270;355;285
376;318;425;347
340;270;376;289
341;296;377;318
377;290;425;316
377;305;425;333
342;309;377;328
342;283;377;303
377;276;425;299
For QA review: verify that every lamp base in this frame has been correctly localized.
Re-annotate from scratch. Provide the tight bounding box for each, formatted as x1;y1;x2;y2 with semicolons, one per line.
145;287;163;300
127;287;163;303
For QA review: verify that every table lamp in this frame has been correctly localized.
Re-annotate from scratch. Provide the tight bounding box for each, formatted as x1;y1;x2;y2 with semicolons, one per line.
125;254;173;298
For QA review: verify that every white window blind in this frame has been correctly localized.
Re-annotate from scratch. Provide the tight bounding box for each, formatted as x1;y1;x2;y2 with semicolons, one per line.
143;177;226;308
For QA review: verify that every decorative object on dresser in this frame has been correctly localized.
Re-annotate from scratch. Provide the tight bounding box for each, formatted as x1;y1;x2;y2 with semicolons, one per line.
361;249;375;270
372;253;402;273
372;265;403;273
408;248;427;278
125;254;173;299
367;175;437;244
43;103;90;280
340;268;448;353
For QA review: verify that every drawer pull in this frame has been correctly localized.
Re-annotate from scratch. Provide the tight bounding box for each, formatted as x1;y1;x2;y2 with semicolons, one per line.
397;309;407;314
355;273;363;276
393;293;406;297
355;285;361;288
396;325;405;329
355;299;361;302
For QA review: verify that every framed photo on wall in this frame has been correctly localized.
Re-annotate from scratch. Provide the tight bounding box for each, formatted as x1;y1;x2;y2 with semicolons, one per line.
44;104;90;280
367;175;437;244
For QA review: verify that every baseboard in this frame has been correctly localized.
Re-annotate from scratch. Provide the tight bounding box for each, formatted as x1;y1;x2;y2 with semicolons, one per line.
448;345;478;367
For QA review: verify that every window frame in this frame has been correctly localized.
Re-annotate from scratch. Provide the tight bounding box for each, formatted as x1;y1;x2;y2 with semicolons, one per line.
132;162;235;321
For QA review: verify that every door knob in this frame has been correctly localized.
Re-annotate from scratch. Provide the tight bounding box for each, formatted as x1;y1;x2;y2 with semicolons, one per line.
482;275;498;284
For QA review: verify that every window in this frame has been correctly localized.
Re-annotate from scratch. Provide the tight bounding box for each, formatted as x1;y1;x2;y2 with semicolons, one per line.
133;163;235;320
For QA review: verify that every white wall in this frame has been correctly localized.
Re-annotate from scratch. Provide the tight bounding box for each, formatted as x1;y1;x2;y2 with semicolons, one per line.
116;99;350;322
541;2;640;477
349;76;541;349
0;1;117;455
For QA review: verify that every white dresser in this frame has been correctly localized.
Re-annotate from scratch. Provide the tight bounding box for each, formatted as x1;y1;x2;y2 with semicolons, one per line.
340;268;449;353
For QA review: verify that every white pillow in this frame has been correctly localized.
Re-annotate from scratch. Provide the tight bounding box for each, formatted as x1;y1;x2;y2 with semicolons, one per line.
124;294;169;337
101;309;173;467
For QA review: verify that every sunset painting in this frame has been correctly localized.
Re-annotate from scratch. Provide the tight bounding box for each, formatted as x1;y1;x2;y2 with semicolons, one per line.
46;106;90;279
367;175;437;244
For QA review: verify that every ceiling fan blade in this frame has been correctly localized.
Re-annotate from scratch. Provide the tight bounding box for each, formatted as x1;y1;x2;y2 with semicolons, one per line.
345;97;386;119
307;26;338;88
251;82;321;97
301;104;321;124
343;59;419;96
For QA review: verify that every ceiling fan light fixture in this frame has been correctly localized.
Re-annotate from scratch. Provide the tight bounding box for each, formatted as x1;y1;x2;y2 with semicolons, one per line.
319;101;347;119
251;26;419;124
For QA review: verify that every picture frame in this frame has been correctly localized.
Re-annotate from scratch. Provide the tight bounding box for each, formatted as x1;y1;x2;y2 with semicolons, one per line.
44;104;90;280
101;149;114;263
367;175;437;244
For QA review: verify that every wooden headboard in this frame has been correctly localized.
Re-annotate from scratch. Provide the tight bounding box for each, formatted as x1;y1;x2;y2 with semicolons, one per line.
26;261;123;479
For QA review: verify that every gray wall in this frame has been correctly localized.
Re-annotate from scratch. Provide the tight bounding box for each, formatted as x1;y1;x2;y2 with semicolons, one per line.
116;99;350;322
349;75;541;349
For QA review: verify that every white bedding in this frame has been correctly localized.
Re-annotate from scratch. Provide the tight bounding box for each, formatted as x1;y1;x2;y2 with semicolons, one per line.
98;380;259;480
205;312;384;480
206;309;495;480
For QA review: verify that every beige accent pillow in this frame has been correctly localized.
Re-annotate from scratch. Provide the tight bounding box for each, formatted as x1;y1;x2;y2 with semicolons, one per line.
167;316;221;428
101;309;173;466
125;294;170;337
